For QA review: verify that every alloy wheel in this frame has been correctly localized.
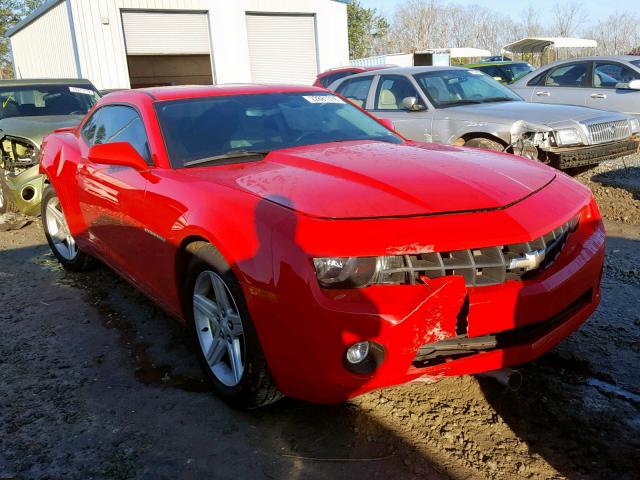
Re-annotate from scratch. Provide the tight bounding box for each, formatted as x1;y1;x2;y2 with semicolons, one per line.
45;196;78;260
193;270;246;387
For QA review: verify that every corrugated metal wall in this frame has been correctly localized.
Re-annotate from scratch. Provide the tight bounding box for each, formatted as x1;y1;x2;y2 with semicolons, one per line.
69;0;209;90
11;0;348;90
10;1;78;79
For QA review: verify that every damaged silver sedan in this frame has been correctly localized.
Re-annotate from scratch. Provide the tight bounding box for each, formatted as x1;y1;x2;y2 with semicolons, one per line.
330;66;640;170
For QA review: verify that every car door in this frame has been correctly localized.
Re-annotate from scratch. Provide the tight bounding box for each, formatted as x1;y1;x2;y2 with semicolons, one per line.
367;74;432;142
587;61;640;115
76;104;153;281
528;61;591;107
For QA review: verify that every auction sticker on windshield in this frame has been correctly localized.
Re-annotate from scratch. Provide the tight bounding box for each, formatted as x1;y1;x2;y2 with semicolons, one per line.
303;95;345;104
69;87;95;95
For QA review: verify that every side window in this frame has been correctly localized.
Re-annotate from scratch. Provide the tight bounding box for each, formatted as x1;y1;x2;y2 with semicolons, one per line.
375;75;421;110
527;69;548;86
82;105;152;165
593;62;640;88
335;76;373;107
545;63;589;87
320;71;356;88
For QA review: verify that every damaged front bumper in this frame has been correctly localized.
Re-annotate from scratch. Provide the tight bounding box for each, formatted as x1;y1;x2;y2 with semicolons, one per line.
0;135;43;215
546;137;640;169
250;195;605;404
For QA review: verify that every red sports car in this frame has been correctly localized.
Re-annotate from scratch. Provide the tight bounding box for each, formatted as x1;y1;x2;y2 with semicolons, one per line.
39;85;605;408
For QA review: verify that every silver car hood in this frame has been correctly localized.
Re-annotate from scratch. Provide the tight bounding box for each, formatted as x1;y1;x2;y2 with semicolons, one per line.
444;101;624;127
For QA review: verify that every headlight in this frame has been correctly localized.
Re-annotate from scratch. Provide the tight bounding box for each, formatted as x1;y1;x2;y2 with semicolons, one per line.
630;118;640;134
313;256;405;288
554;128;582;146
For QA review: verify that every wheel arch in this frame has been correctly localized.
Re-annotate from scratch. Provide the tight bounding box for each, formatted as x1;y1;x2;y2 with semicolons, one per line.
453;132;509;147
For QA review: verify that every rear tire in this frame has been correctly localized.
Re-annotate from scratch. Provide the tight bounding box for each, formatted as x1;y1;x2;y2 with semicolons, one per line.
41;185;97;271
464;137;505;152
184;242;282;409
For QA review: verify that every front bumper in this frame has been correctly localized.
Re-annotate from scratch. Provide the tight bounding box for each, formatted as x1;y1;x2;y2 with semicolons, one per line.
1;165;45;216
547;137;640;169
246;188;605;403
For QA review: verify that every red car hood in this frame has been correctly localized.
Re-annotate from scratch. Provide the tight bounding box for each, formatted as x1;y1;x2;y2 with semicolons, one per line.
185;141;556;219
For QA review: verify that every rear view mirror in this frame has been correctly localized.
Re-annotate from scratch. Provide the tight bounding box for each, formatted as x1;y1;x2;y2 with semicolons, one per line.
88;142;149;171
401;96;425;111
378;118;395;131
627;79;640;90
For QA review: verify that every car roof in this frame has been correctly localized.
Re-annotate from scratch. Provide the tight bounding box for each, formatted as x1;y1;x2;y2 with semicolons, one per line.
110;84;328;102
537;56;640;68
0;78;96;87
340;65;468;80
464;61;531;67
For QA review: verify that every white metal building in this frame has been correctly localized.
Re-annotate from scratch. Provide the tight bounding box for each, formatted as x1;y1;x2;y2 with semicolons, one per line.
7;0;349;90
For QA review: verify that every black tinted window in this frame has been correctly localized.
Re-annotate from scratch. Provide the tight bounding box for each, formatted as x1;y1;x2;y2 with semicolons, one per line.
545;63;588;87
335;77;373;107
0;84;99;120
155;92;403;168
82;105;151;164
375;75;421;110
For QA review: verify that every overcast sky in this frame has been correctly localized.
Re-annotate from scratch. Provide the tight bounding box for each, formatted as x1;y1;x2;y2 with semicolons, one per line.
358;0;636;28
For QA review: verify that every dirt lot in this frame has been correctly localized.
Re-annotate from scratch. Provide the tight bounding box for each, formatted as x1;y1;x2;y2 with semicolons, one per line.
1;156;639;480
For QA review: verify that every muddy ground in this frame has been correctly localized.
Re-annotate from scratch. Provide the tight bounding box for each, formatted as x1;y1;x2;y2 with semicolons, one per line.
1;156;639;480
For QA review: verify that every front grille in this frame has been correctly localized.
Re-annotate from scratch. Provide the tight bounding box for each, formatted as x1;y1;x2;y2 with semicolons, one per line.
389;217;577;287
587;120;630;145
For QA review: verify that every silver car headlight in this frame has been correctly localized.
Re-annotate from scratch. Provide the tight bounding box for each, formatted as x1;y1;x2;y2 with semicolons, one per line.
630;118;640;134
554;128;582;146
313;256;405;288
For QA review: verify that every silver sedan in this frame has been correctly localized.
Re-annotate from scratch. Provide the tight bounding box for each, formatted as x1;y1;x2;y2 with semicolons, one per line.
510;56;640;117
329;66;640;170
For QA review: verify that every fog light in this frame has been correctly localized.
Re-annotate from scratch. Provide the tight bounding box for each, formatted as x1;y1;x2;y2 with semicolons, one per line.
346;341;370;364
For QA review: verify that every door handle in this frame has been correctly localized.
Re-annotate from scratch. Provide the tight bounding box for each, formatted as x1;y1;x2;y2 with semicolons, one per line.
535;91;551;97
590;93;607;99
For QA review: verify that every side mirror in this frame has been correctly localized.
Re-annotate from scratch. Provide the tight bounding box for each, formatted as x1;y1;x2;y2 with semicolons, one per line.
627;79;640;90
88;142;149;170
401;96;425;111
378;118;395;131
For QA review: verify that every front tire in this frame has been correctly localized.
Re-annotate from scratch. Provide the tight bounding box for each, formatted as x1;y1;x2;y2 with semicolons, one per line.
184;242;282;409
41;185;96;271
464;137;505;152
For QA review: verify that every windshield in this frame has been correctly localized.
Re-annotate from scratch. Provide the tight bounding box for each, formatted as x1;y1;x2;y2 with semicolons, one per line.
155;92;403;168
474;63;534;83
414;70;523;108
0;84;99;120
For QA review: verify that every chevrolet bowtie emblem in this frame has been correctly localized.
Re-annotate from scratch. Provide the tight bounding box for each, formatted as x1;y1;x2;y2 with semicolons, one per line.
508;248;546;272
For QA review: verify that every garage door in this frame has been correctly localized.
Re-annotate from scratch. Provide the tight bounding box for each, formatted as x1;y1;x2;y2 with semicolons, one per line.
246;14;318;84
122;12;213;88
122;11;210;55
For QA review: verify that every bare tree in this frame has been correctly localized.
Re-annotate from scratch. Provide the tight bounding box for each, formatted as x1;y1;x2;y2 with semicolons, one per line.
586;12;640;55
521;3;543;37
550;1;587;37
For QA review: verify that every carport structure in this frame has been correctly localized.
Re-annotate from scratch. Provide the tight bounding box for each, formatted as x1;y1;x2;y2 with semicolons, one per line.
502;37;598;66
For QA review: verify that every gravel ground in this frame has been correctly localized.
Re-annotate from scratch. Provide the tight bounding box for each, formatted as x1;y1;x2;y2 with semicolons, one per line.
1;155;639;479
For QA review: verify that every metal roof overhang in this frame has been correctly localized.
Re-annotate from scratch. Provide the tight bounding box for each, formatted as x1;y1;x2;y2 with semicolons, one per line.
502;37;598;54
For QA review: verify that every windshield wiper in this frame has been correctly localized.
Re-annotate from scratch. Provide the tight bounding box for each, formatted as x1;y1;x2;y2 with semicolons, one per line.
184;150;270;168
481;97;517;103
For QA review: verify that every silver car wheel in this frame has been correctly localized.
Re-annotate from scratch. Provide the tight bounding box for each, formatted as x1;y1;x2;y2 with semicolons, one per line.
193;270;245;387
44;196;78;261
